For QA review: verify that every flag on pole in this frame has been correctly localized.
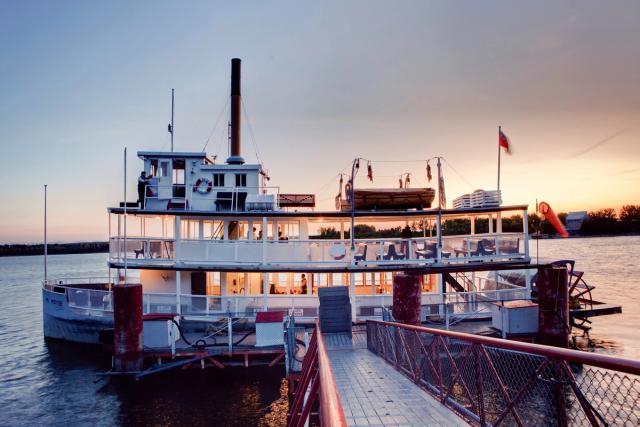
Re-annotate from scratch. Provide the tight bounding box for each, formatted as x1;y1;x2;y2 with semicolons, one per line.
499;129;511;154
168;124;173;134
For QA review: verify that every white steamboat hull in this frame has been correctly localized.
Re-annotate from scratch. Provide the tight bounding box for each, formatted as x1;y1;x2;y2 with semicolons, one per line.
42;288;113;345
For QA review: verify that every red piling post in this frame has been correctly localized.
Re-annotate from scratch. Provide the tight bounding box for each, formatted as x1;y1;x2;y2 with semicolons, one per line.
392;273;421;325
113;283;143;372
537;266;569;348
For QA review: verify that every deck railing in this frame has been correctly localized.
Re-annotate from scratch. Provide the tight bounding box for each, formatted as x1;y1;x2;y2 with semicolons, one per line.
47;279;529;322
367;320;640;426
288;322;347;427
143;184;281;212
108;232;528;268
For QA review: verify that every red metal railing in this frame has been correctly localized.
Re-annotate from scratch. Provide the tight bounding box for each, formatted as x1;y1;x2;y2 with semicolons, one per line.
367;320;640;426
288;322;347;427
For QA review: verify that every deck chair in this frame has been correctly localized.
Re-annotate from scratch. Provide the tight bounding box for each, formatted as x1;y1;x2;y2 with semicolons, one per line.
353;244;368;262
474;239;496;256
415;242;437;259
499;238;520;254
377;244;405;260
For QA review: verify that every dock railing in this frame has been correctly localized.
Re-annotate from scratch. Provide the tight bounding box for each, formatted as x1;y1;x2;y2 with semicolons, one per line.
288;321;347;427
367;320;640;426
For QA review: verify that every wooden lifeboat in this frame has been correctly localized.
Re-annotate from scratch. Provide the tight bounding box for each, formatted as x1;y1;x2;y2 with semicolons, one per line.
339;188;436;211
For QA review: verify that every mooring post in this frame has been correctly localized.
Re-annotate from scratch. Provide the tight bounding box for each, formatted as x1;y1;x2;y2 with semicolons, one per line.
537;265;569;348
392;273;422;325
113;283;143;372
392;273;422;366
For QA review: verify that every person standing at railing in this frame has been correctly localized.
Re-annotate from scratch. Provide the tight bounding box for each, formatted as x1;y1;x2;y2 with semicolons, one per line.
137;171;152;209
301;274;308;295
401;225;412;258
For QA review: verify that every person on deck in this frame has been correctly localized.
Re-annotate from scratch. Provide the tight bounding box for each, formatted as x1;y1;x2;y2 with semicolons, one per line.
300;274;308;295
138;172;151;208
401;225;412;258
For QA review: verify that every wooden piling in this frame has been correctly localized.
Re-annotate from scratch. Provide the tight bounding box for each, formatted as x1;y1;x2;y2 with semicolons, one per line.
113;283;143;372
392;273;421;325
537;266;569;348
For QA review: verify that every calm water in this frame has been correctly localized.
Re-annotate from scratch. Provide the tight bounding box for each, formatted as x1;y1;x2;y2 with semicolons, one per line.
0;236;638;425
0;253;287;427
530;235;640;359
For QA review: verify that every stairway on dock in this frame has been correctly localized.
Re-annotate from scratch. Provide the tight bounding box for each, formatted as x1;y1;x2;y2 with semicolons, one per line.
323;327;467;427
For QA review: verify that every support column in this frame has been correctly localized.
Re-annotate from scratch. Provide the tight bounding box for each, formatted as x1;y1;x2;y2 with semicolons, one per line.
176;271;182;315
537;265;569;348
174;216;181;260
262;217;267;265
262;272;268;310
350;272;356;322
113;283;143;372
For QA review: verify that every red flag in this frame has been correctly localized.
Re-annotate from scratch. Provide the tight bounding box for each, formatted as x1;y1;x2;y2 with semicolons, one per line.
499;129;511;154
367;161;373;182
426;162;432;182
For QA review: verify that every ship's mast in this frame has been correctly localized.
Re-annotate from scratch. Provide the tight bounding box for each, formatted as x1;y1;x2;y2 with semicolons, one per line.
170;88;175;152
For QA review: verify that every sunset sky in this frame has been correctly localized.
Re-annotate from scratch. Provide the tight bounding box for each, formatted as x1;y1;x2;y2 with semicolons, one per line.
1;1;639;243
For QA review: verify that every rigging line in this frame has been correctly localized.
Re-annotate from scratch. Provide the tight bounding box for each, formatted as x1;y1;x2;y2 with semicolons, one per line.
368;159;429;163
202;98;230;152
313;162;354;195
443;158;476;190
241;98;263;164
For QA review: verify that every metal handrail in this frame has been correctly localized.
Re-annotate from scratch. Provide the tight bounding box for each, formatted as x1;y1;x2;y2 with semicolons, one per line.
288;321;347;427
368;320;640;376
315;322;347;427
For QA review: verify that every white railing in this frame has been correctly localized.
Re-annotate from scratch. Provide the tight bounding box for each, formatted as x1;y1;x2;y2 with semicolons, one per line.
176;294;320;318
353;287;529;321
144;184;281;212
50;280;530;322
109;236;175;262
66;288;114;314
110;232;527;268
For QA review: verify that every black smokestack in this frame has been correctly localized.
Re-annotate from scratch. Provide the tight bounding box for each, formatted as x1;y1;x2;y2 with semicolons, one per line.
227;58;244;164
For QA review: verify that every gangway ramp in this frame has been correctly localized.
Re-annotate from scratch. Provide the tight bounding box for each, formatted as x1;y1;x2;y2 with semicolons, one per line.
324;328;467;426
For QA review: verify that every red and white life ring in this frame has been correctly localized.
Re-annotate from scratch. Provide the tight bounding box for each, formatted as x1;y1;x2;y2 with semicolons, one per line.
193;177;213;194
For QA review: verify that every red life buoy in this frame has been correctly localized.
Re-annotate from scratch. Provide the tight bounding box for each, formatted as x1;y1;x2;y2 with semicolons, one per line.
193;177;213;194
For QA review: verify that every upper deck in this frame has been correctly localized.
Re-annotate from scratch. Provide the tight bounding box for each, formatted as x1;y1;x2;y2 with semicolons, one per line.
107;205;530;271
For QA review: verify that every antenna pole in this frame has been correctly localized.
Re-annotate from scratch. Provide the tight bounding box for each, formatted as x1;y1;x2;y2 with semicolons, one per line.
171;88;175;152
497;125;501;191
44;184;47;281
124;147;128;284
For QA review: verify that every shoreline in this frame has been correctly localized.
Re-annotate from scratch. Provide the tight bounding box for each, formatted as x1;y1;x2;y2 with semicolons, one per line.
2;232;639;257
0;242;108;257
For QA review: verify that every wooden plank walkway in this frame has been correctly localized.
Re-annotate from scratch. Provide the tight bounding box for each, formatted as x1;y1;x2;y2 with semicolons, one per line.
324;329;468;426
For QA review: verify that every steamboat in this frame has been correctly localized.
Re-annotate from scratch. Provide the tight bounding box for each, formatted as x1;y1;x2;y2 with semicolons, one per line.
43;59;538;345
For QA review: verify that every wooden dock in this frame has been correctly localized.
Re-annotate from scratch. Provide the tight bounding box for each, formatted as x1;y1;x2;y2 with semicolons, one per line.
323;328;467;426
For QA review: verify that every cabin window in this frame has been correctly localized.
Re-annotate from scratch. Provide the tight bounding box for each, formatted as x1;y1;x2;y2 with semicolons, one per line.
213;173;225;187
159;161;169;177
172;159;185;184
149;160;159;176
235;174;247;187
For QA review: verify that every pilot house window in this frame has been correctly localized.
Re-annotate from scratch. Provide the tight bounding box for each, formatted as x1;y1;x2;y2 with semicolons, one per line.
213;173;225;187
235;174;247;187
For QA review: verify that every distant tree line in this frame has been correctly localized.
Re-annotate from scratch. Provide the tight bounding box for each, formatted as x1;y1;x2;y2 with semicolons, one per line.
0;242;109;257
315;204;640;238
